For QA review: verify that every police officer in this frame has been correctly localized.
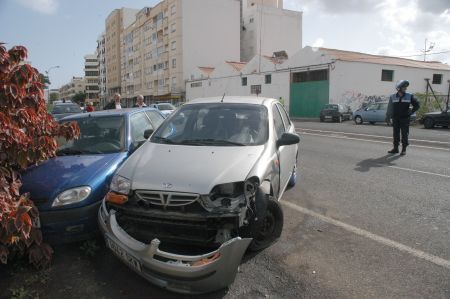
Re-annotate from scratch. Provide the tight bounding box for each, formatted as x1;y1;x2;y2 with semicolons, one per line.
386;80;420;155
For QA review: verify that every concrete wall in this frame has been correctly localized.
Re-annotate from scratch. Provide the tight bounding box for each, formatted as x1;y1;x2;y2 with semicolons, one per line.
181;0;241;82
330;61;450;110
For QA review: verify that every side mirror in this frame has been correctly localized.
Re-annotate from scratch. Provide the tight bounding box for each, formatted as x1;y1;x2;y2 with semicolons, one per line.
144;129;154;139
276;133;300;148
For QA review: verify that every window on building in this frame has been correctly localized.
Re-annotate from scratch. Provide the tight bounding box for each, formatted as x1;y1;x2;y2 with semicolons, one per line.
171;23;176;33
191;82;202;88
171;41;176;50
265;74;272;84
250;17;254;23
251;85;261;94
172;77;176;87
432;74;443;84
242;77;247;86
292;69;328;83
172;58;176;68
165;61;169;69
171;5;176;15
381;69;394;82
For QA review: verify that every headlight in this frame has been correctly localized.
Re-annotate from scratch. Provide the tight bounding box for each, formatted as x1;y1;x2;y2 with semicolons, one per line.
244;177;259;201
110;174;131;195
52;186;91;207
209;182;244;201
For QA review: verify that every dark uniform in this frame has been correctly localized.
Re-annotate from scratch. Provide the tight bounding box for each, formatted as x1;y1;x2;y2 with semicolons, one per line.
386;83;420;155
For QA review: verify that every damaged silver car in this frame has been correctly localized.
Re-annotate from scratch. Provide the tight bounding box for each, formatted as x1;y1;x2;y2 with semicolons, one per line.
98;96;300;294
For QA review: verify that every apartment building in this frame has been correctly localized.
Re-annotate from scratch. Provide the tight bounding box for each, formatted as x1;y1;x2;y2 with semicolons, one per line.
118;0;241;106
240;0;302;62
105;7;139;97
59;77;85;102
97;33;107;107
84;54;100;102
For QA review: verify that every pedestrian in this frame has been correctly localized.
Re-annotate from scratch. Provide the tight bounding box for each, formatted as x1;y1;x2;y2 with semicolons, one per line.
103;93;122;110
386;80;420;155
133;95;147;108
86;102;95;112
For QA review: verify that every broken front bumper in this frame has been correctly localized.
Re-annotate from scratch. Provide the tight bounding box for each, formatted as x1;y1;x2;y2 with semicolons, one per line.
98;201;252;294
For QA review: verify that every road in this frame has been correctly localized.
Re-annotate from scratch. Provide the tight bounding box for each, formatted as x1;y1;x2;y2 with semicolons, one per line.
1;121;449;298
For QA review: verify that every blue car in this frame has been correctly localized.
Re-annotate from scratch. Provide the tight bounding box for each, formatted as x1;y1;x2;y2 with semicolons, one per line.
353;102;416;125
20;108;165;243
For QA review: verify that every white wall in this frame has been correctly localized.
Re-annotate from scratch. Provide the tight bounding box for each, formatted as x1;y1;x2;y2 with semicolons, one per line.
241;5;302;62
330;61;450;110
182;0;241;82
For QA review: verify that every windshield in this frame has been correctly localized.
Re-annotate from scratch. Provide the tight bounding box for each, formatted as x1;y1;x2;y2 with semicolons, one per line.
323;104;338;110
151;103;268;146
157;103;175;110
52;104;82;114
57;116;125;155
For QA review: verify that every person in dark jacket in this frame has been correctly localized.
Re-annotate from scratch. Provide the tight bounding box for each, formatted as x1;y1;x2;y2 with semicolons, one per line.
386;80;420;155
103;93;122;110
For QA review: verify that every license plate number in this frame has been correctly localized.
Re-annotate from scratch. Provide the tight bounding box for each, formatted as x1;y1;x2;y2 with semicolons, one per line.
325;116;332;119
32;216;41;228
106;237;141;272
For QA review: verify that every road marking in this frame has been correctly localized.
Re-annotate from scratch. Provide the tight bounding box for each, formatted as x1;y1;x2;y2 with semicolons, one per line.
300;132;450;152
281;201;450;270
387;165;450;178
296;128;450;145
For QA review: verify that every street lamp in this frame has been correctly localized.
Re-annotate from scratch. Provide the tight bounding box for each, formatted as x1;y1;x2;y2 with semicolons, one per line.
45;65;60;102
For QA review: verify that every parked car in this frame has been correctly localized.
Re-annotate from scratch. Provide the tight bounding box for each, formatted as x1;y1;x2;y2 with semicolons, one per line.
99;97;300;294
20;108;165;243
421;108;450;129
151;102;176;116
320;104;352;122
51;102;82;120
353;101;417;125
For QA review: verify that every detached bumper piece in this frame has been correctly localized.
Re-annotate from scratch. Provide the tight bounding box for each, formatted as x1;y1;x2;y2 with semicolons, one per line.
99;204;251;294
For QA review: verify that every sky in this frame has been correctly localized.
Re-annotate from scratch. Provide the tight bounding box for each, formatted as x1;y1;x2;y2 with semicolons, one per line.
1;0;449;89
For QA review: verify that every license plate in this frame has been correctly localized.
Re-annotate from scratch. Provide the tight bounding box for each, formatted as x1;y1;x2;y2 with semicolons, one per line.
106;237;142;272
325;116;332;119
32;216;41;228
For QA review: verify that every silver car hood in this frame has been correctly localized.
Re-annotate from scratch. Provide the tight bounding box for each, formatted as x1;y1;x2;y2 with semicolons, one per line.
120;142;265;194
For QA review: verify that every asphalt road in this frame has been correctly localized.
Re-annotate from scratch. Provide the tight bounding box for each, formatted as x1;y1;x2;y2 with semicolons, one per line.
1;120;449;298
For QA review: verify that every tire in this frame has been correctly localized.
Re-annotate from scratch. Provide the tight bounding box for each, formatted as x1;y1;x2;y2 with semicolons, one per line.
248;199;284;252
369;121;376;125
424;118;435;129
354;116;363;125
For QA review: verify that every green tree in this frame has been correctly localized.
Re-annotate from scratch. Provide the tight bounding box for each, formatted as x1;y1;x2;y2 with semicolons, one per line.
49;93;59;102
72;92;86;105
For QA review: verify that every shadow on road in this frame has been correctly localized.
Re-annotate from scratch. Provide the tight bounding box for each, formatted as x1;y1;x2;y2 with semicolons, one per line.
354;154;401;173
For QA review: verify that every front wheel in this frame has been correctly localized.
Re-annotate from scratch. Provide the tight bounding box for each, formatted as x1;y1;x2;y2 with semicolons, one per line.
354;116;363;125
248;200;284;252
424;118;435;129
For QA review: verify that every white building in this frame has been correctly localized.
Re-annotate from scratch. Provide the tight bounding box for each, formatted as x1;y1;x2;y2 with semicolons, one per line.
186;46;450;117
84;54;99;103
240;0;302;62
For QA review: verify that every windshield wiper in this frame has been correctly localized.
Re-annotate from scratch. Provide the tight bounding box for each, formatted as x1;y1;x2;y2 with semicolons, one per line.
56;148;101;156
152;136;176;144
179;139;245;146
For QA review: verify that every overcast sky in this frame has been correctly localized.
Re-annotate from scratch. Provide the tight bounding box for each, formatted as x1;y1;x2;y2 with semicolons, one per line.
1;0;449;88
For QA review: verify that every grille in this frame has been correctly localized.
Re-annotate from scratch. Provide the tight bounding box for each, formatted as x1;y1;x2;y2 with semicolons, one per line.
135;190;200;208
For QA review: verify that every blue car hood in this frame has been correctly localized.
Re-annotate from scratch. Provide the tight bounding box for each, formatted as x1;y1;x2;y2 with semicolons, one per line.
21;153;127;207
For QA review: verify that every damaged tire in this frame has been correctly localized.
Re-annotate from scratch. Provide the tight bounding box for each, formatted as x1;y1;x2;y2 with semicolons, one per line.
248;199;284;252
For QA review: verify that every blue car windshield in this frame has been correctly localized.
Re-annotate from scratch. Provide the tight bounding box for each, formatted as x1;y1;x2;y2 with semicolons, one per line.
151;103;269;146
57;116;125;155
52;104;82;114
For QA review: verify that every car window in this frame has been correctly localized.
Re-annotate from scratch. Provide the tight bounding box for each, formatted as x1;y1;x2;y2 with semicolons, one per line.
57;116;125;154
130;112;153;143
276;103;291;130
367;103;379;110
151;103;269;146
323;104;338;110
272;105;285;138
378;103;388;110
145;110;165;128
52;104;81;114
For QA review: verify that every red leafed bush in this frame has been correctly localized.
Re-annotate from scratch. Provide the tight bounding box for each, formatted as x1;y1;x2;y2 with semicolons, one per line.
0;43;79;268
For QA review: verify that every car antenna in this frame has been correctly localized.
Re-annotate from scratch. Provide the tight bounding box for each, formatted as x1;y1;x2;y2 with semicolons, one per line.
221;93;225;103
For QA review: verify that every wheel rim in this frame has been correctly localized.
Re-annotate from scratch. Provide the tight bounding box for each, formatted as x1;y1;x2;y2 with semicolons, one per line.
356;117;362;124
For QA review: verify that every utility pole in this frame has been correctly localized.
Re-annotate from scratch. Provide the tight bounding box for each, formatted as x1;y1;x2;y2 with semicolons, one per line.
422;38;435;62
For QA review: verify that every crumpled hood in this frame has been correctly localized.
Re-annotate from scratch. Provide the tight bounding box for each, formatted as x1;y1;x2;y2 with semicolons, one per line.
119;143;265;194
21;153;126;205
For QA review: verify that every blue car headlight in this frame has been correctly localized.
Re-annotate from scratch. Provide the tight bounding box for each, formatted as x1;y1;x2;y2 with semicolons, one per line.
52;186;91;207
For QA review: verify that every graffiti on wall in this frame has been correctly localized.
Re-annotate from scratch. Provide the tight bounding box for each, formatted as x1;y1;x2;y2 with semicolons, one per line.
339;91;388;111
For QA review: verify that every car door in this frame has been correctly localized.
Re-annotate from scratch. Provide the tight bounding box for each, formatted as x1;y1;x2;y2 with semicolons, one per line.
130;112;154;149
273;104;296;197
363;103;379;122
375;103;388;122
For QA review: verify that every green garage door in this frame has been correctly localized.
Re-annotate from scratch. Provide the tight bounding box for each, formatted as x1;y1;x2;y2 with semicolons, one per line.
289;70;330;118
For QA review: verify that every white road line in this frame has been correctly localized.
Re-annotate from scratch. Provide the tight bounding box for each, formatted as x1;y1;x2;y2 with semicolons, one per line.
300;132;450;152
296;128;450;145
387;165;450;178
281;201;450;270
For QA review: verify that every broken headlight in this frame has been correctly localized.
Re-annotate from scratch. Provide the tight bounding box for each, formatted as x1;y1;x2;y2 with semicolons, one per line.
244;177;259;201
209;182;244;208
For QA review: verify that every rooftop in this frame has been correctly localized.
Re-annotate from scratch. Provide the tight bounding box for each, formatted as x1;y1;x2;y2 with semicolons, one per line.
225;61;247;72
320;47;450;71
